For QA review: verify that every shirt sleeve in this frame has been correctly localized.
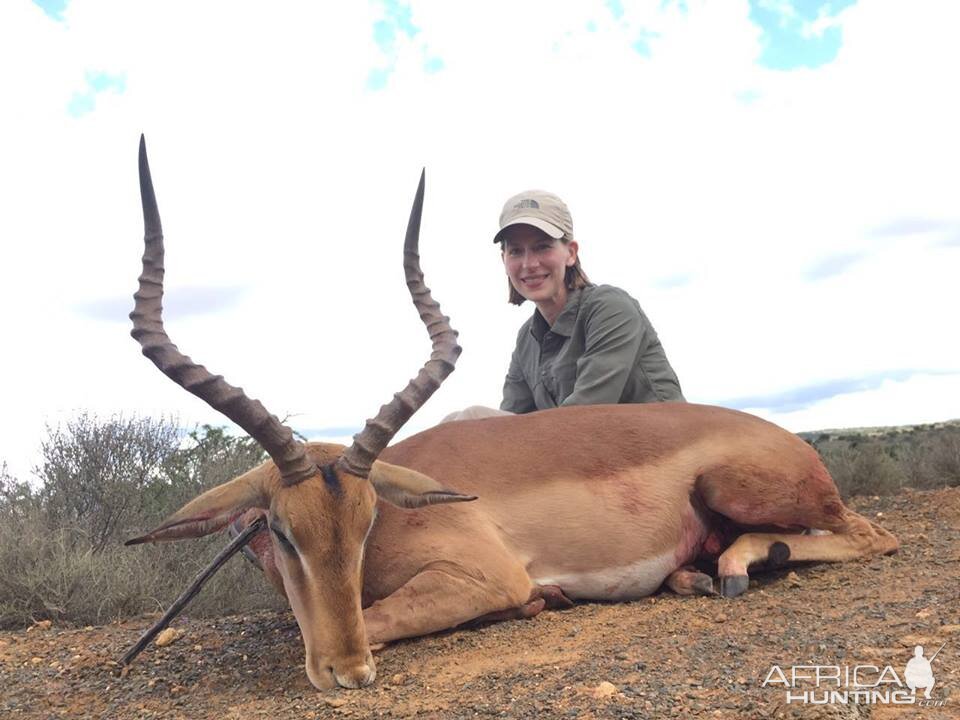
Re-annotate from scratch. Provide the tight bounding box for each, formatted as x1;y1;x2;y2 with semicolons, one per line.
500;343;536;413
561;290;646;407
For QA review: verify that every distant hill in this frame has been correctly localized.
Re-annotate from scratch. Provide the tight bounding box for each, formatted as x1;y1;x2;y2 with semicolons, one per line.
798;418;960;443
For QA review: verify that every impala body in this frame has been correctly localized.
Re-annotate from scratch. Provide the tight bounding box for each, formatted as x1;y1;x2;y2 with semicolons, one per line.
126;138;898;691
237;402;897;659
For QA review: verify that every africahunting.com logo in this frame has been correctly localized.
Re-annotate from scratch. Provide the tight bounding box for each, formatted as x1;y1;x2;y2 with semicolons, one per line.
762;643;948;707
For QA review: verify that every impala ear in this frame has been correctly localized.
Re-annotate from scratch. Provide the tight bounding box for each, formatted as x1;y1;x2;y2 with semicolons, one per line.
369;461;477;509
125;465;274;545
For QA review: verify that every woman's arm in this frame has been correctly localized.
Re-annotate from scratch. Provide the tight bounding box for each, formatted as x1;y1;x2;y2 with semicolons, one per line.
561;290;646;407
500;346;536;413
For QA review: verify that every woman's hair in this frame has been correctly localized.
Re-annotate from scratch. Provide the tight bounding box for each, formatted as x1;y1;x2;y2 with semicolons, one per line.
502;237;591;305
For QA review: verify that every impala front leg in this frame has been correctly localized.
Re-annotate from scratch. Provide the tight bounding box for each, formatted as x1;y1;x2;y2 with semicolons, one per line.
363;559;534;644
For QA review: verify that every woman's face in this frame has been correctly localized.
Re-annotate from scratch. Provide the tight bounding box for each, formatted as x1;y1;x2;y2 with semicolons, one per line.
501;225;578;313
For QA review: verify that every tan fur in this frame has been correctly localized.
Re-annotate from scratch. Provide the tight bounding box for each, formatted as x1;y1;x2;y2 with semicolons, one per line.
136;402;898;690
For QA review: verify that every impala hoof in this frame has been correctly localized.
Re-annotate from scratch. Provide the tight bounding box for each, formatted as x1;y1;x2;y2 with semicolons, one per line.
334;663;377;689
766;541;791;568
306;656;377;690
720;575;749;598
691;574;717;596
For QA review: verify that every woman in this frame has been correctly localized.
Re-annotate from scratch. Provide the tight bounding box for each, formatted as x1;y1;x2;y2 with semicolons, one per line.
495;190;684;413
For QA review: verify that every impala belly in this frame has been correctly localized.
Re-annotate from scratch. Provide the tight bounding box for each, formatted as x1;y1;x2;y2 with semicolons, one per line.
532;548;679;601
489;470;712;602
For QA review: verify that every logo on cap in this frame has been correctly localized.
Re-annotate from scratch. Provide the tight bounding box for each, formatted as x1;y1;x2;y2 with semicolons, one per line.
514;199;540;210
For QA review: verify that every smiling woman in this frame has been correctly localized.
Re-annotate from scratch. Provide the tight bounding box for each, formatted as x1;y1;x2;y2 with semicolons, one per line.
494;190;685;413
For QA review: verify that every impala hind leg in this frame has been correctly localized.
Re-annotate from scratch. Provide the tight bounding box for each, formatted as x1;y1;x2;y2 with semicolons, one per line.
362;559;535;644
665;566;717;596
716;510;898;597
695;462;898;598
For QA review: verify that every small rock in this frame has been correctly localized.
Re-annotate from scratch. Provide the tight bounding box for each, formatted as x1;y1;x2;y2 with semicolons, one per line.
786;572;802;588
390;673;406;685
593;681;618;698
940;625;960;635
324;696;348;708
154;628;181;647
30;657;43;665
193;644;203;651
915;608;933;619
30;620;52;632
713;613;727;623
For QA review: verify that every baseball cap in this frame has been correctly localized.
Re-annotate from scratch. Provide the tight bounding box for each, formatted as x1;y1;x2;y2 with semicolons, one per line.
493;190;574;244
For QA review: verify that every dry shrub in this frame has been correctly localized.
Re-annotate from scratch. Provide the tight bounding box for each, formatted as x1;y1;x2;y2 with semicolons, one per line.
0;416;282;629
899;430;960;489
817;444;906;500
0;505;283;628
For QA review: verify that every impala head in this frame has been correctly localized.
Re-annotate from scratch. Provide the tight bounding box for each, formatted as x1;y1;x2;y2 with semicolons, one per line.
126;136;467;689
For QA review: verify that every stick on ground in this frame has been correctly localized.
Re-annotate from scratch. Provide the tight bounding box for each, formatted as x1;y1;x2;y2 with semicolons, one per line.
119;516;266;667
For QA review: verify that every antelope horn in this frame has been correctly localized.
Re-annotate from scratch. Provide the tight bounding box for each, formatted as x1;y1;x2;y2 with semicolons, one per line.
130;135;316;486
337;170;461;478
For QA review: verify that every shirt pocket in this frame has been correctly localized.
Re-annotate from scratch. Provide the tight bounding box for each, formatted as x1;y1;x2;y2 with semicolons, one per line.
550;362;578;404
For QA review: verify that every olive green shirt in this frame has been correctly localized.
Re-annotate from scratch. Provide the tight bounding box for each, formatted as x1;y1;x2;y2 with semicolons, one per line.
501;284;684;413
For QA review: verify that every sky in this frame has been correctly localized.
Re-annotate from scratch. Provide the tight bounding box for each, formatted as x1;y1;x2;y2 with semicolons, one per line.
1;0;958;481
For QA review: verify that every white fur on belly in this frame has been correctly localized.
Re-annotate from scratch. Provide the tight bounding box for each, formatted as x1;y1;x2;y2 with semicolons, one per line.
532;550;678;601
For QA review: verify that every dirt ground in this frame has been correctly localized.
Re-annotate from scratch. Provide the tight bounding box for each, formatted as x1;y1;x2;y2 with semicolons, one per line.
2;488;957;720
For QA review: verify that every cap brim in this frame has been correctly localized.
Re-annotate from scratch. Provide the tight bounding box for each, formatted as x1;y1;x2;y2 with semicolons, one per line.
493;216;565;243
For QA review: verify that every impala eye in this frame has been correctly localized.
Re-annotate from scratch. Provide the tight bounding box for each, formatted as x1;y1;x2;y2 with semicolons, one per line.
269;523;297;555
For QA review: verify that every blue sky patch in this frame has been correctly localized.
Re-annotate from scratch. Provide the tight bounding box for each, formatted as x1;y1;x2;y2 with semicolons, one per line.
300;425;364;439
749;0;856;70
870;216;952;238
606;0;625;21
632;29;659;57
803;251;865;281
372;0;419;53
653;273;693;290
424;56;444;74
368;0;441;91
721;369;924;413
367;67;392;91
373;20;397;54
32;0;67;21
78;286;247;323
67;71;126;117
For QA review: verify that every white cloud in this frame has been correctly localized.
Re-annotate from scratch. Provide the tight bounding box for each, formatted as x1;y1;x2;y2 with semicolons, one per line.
0;0;958;480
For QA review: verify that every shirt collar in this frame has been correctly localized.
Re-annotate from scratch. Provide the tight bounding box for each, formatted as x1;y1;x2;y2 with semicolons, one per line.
530;287;586;340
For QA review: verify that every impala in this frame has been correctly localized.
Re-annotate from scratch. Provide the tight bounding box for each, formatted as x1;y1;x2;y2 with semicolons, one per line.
126;137;898;690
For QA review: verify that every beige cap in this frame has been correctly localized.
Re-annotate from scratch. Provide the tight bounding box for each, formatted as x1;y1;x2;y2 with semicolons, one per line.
493;190;574;244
